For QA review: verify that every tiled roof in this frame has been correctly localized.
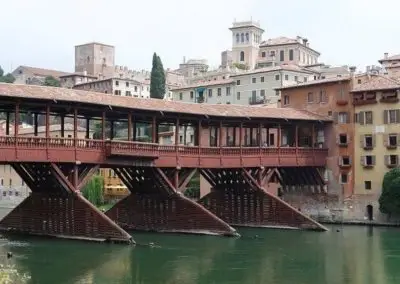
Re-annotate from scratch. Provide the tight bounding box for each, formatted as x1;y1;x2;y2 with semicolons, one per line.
260;37;298;46
0;83;331;122
230;64;313;77
14;66;71;79
59;72;97;79
171;79;234;91
277;76;351;90
11;123;87;135
351;75;400;92
379;54;400;62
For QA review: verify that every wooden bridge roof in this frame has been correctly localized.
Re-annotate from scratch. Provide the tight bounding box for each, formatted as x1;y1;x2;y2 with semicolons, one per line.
0;83;330;122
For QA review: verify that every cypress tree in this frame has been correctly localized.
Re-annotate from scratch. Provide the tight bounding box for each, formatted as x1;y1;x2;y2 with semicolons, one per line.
150;53;166;99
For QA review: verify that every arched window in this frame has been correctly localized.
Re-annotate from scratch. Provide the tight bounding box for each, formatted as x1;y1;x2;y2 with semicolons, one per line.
236;33;239;43
246;33;249;42
241;33;244;43
240;51;245;62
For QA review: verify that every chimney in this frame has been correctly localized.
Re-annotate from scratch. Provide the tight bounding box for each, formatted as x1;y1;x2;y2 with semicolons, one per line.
384;52;389;59
349;66;356;74
302;38;308;45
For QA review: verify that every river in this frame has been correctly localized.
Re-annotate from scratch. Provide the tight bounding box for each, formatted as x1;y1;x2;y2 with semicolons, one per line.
0;209;400;283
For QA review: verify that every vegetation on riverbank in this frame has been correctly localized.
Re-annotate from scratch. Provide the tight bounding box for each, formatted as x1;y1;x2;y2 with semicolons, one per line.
379;168;400;216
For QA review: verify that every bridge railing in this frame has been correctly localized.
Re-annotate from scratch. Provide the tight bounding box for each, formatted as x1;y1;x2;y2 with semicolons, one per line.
0;136;328;161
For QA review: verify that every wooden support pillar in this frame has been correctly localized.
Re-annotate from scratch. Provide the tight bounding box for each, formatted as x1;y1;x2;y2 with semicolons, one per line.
73;108;78;140
219;121;223;147
311;124;315;147
266;127;270;146
258;123;263;146
110;121;114;140
45;105;50;139
152;116;157;143
175;118;179;145
277;124;281;147
132;116;136;141
127;113;132;141
183;125;187;145
101;111;106;140
73;164;79;190
60;114;65;138
5;112;10;136
14;103;20;137
85;117;90;139
174;169;179;190
34;113;39;136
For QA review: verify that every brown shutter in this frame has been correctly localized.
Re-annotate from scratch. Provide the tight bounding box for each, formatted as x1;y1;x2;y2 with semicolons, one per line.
383;134;388;147
370;111;374;124
372;155;376;165
360;156;365;166
397;134;400;146
346;112;351;123
333;112;338;124
397;109;400;123
360;134;365;148
354;113;359;123
384;110;388;124
359;111;365;125
372;134;376;147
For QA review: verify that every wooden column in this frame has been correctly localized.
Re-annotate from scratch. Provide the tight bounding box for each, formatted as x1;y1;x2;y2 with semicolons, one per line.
127;113;132;141
132;116;136;141
197;120;202;155
45;105;50;139
295;125;299;147
14;103;20;137
60;114;65;138
175;118;179;146
219;121;223;147
73;108;78;147
34;113;39;136
266;127;270;146
151;116;157;143
5;112;10;136
101;111;106;140
239;122;243;163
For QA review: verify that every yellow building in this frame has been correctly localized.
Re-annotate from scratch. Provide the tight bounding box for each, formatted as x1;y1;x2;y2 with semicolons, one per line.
351;75;400;221
101;168;129;200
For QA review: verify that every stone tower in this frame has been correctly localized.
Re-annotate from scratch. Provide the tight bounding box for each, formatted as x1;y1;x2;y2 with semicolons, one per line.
74;42;115;79
229;20;264;70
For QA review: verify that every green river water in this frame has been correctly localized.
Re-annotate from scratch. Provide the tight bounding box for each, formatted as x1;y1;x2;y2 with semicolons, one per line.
0;224;399;284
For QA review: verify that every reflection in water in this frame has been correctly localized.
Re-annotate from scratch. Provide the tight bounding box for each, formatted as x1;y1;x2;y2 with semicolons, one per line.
0;226;399;283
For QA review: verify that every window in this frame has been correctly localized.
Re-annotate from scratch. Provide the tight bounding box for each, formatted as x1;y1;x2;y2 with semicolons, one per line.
217;88;222;96
226;87;231;96
340;156;351;166
252;77;256;84
190;91;194;99
358;79;362;84
337;88;345;100
356;111;373;125
236;80;241;85
283;95;289;105
275;74;280;81
115;81;119;86
340;173;348;184
9;179;12;186
294;76;298;82
338;112;349;124
362;155;375;167
125;91;131;96
386;134;398;148
125;82;129;87
270;51;276;57
304;77;308;82
289;49;294;61
252;90;257;97
260;90;265;97
307;92;314;103
208;89;212;97
338;134;348;146
241;33;244;43
261;76;265;82
279;50;284;61
275;90;280;96
385;155;399;167
261;51;266;58
134;86;138;92
245;32;249;42
236;33;239;43
365;181;372;190
365;111;373;124
179;135;183;144
319;90;327;103
362;134;374;149
328;111;332;116
384;109;400;124
284;74;289;80
240;51;245;62
236;92;241;100
179;93;183;100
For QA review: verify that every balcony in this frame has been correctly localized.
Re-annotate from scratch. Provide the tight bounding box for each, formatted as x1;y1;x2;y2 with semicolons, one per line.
380;92;399;103
249;96;265;105
352;92;377;105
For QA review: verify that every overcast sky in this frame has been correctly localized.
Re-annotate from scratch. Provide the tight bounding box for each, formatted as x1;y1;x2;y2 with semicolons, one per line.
0;0;398;73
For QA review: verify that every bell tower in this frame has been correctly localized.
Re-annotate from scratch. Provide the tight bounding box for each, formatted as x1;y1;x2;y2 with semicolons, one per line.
229;20;264;70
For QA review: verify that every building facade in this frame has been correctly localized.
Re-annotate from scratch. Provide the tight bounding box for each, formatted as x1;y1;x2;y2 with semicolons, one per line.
59;72;97;89
378;53;400;78
11;66;71;85
351;75;400;221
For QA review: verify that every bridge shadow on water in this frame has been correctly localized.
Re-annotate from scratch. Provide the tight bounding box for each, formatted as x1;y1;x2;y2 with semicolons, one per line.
0;225;399;283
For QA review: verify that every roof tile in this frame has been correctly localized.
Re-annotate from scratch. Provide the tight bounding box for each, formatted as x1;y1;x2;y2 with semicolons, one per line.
351;75;400;92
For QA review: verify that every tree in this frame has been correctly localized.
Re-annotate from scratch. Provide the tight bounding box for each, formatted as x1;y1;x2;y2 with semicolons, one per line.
0;66;15;83
150;53;166;99
82;175;104;206
379;168;400;215
232;62;249;71
44;76;60;87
